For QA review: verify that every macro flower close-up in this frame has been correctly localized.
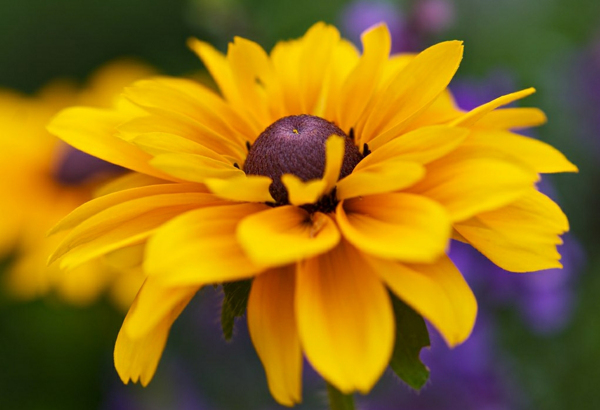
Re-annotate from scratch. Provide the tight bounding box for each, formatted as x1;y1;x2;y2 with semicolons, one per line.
44;21;577;407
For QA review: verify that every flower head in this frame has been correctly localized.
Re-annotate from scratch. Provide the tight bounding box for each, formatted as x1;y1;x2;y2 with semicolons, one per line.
48;23;576;406
0;61;152;309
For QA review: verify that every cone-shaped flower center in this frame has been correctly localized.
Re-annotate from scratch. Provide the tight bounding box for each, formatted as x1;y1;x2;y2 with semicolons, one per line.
244;115;363;205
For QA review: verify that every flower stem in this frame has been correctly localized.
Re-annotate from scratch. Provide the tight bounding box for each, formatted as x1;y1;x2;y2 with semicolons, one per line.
326;382;355;410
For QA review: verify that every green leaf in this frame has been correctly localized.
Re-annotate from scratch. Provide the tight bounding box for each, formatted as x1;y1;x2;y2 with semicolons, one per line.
220;279;252;341
389;293;431;390
326;382;355;410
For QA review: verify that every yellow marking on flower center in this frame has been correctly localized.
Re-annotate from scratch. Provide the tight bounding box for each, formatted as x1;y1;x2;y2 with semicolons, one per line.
292;128;299;134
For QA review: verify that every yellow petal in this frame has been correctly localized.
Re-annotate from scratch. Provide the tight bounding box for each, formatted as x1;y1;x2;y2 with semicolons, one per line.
129;132;229;160
450;88;536;127
118;112;247;161
336;159;425;200
47;107;171;179
123;278;200;338
374;255;477;346
204;174;274;203
320;39;360;120
247;266;302;406
227;36;276;126
237;206;340;267
51;183;206;235
150;152;243;183
95;173;169;197
50;191;229;269
187;39;243;110
475;107;547;130
361;125;469;166
114;279;198;386
454;189;568;272
145;203;268;285
322;135;346;193
337;24;391;131
337;193;450;262
359;41;464;148
124;76;255;141
408;150;539;222
271;39;304;116
403;89;462;132
296;241;394;394
298;23;341;115
281;174;327;206
462;130;578;173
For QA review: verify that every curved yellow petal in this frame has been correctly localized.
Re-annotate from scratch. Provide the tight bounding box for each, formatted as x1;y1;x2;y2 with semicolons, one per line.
281;174;327;206
475;107;547;130
298;22;341;116
204;174;274;203
450;88;536;127
337;24;391;131
322;135;346;193
408;150;539;222
124;76;254;141
51;183;206;235
320;39;360;120
47;107;172;180
247;266;302;406
227;36;276;125
123;278;200;339
187;38;243;111
144;203;268;285
361;125;469;166
150;152;243;183
129;132;229;160
114;279;198;386
359;41;464;148
373;255;477;347
50;192;228;270
336;159;425;200
95;173;169;197
463;130;578;174
454;189;568;272
337;193;450;262
237;206;340;267
118;112;247;161
296;241;394;394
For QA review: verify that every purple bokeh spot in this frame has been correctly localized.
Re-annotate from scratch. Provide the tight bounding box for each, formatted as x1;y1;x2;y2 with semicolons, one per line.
339;0;406;53
54;146;124;185
450;70;517;111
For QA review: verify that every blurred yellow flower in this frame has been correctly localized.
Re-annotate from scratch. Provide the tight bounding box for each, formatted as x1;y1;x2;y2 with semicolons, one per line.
47;23;576;405
0;61;153;310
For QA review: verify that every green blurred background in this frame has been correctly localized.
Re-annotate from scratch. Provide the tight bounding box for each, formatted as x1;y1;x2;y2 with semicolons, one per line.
1;0;599;409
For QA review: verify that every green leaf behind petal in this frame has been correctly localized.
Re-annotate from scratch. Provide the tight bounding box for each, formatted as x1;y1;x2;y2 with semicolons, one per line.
389;292;431;390
221;279;252;341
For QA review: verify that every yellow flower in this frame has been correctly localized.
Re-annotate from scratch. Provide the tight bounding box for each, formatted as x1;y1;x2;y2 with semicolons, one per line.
0;61;153;310
48;23;576;405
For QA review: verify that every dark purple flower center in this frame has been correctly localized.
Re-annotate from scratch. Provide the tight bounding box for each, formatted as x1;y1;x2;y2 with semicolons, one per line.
243;115;363;209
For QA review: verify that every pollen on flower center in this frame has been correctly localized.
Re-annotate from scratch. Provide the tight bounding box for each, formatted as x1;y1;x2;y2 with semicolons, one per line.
243;115;363;206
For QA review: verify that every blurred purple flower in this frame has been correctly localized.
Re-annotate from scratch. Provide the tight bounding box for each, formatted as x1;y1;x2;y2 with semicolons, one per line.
340;0;406;52
450;70;517;111
358;315;520;410
339;0;456;53
54;145;124;185
449;234;584;335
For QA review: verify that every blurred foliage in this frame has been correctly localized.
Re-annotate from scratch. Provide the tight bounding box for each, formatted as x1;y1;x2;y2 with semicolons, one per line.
1;0;599;409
